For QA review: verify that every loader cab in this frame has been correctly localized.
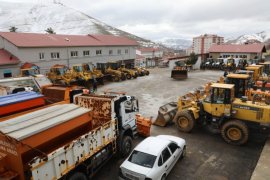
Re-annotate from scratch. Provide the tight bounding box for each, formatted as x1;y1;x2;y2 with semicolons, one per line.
225;74;250;98
203;83;234;117
246;65;263;81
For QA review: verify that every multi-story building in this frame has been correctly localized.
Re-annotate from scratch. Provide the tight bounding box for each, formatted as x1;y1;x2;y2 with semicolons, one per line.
193;34;224;54
0;32;138;78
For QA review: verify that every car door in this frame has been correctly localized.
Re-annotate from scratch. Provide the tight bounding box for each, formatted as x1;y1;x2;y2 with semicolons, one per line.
160;147;173;175
168;142;181;171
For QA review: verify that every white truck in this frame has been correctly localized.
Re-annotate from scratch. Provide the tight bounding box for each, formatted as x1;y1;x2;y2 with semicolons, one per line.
0;92;139;180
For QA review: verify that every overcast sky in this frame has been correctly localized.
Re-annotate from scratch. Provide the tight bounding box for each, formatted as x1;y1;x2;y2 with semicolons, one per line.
7;0;270;41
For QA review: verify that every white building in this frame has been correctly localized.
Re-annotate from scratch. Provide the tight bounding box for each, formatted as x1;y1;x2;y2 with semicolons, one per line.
0;32;138;77
136;48;163;59
193;34;224;54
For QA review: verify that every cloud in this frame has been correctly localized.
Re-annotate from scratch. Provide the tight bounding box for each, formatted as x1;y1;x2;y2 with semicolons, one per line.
5;0;270;41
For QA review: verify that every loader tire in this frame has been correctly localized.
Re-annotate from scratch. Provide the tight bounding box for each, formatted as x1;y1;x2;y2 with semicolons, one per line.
145;71;150;75
126;74;132;79
113;76;120;82
221;120;249;145
68;172;88;180
174;111;195;133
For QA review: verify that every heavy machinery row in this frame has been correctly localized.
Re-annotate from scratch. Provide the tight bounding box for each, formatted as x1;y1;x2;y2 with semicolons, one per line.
200;57;255;71
21;61;150;87
1;59;270;179
155;62;270;145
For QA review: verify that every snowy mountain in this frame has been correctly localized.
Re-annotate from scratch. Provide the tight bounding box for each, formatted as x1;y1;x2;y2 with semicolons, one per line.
156;38;192;50
226;31;270;45
0;1;159;48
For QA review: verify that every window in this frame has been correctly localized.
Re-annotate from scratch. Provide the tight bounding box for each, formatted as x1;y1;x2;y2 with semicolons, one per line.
51;52;60;59
117;49;121;55
161;147;171;163
168;143;178;154
158;156;163;166
39;52;44;60
109;50;113;55
3;69;12;78
71;51;78;57
125;49;128;54
96;50;102;55
128;150;157;168
83;50;90;56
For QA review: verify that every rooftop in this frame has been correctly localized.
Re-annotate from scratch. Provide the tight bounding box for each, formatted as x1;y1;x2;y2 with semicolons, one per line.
137;47;161;53
209;44;266;53
0;32;138;48
0;49;19;65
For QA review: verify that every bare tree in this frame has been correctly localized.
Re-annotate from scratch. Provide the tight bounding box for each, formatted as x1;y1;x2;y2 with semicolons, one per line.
45;27;56;34
9;26;18;32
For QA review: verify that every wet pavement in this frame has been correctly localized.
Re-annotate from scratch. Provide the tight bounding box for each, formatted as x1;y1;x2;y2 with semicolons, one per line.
95;68;265;180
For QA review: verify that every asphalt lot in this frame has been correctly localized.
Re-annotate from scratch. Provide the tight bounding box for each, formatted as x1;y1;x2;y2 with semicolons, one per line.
94;68;265;180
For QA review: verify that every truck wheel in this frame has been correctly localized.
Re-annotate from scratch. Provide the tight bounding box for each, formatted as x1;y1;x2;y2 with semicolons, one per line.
221;120;249;145
68;172;88;180
174;111;195;133
126;74;132;79
121;136;132;157
145;71;150;75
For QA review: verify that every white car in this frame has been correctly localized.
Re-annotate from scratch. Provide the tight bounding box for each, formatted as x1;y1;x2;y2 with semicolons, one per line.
119;135;186;180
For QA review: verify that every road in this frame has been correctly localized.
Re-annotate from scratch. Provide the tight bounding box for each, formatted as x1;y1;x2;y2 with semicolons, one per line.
94;68;265;180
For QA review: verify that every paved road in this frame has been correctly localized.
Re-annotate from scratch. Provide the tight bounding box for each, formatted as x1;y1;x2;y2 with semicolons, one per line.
95;68;265;180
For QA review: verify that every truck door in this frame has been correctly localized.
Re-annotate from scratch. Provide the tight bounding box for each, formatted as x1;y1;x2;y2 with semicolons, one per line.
120;97;139;127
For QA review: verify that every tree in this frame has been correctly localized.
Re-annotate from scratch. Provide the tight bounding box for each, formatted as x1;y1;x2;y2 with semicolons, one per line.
45;27;56;34
9;26;17;32
185;52;198;65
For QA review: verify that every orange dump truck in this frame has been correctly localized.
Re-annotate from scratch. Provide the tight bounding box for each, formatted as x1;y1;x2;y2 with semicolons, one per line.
0;93;139;180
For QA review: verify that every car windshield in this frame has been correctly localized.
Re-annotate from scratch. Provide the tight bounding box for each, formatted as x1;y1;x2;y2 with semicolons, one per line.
128;150;157;168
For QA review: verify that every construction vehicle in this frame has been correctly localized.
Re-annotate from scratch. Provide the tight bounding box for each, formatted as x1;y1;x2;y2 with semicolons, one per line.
83;63;104;84
47;64;76;85
224;57;236;71
212;58;224;70
118;64;138;79
0;92;139;180
155;83;270;145
204;58;214;69
20;62;40;77
97;62;126;82
171;61;188;80
237;59;248;70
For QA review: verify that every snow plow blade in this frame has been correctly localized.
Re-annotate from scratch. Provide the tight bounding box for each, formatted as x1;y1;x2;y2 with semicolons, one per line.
153;102;178;127
171;70;188;80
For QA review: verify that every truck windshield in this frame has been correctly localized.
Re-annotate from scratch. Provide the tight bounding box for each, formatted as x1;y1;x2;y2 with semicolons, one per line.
128;150;156;168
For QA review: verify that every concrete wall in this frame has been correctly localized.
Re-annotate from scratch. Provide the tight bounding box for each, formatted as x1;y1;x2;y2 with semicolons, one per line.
1;44;136;75
0;64;20;79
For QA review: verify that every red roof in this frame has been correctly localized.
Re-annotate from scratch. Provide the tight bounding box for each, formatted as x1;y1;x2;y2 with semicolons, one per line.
0;49;19;65
0;32;138;48
209;44;266;53
138;48;161;52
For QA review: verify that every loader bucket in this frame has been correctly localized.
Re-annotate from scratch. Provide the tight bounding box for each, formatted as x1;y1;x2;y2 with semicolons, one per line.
154;102;178;126
171;70;188;80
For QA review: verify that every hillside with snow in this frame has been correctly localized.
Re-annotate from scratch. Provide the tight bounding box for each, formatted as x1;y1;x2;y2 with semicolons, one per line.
155;38;192;50
226;31;270;45
0;1;159;48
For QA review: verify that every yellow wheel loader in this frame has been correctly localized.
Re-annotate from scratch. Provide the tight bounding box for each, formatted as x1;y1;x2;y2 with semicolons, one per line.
118;64;138;79
97;62;126;82
156;83;270;145
20;62;40;77
47;64;76;85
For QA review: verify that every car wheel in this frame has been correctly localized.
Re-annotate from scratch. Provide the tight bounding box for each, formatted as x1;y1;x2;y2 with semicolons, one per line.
161;174;166;180
121;136;132;157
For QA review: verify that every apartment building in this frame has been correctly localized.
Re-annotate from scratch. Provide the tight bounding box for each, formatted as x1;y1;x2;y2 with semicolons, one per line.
193;34;224;54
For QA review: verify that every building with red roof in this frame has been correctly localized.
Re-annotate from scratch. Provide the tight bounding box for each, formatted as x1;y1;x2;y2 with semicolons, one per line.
0;49;20;78
209;43;266;60
0;32;138;77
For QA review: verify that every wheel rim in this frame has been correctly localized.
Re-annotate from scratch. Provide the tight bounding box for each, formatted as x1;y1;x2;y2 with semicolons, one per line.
178;117;189;128
125;141;131;154
227;127;242;141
